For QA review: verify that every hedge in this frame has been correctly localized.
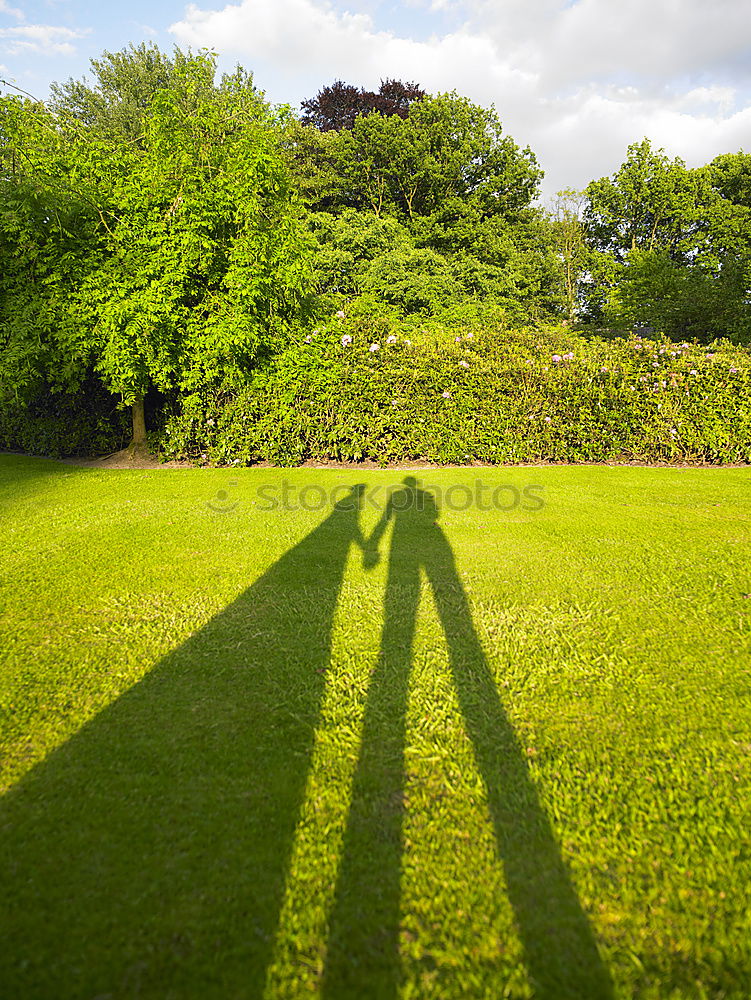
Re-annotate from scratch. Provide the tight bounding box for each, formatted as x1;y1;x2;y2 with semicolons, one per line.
156;324;751;466
0;380;129;458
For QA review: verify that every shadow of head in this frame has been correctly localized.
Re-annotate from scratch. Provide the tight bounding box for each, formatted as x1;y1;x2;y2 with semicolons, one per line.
394;475;440;522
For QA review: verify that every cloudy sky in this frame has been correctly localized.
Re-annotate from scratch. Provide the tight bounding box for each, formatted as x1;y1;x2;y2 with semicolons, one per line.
2;0;750;200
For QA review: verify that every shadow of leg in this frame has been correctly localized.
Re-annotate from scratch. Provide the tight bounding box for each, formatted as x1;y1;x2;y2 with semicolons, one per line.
424;528;613;1000
322;545;420;1000
0;502;361;1000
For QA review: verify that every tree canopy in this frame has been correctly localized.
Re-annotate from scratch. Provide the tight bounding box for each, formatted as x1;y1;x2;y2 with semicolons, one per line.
582;139;751;339
0;47;314;446
300;78;425;131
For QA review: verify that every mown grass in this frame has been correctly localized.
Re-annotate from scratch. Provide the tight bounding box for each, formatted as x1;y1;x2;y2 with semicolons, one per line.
0;454;750;999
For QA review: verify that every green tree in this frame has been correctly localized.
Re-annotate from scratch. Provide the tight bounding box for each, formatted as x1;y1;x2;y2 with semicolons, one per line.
292;90;553;324
0;49;314;450
328;92;541;222
48;42;220;141
603;246;751;342
584;139;708;263
283;121;343;212
583;140;751;340
704;151;751;209
549;189;589;321
308;208;413;300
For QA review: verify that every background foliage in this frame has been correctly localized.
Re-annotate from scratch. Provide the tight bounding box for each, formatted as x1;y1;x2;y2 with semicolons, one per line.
1;43;750;461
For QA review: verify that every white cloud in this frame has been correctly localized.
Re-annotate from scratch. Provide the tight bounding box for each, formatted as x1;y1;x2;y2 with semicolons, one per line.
172;0;376;72
0;23;89;56
531;89;751;203
169;0;535;109
673;86;737;117
169;0;751;198
465;0;751;85
0;1;24;20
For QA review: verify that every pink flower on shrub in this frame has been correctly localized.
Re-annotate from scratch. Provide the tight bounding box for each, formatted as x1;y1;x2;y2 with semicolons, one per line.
551;354;562;363
405;339;412;346
335;310;345;319
369;343;380;352
544;416;552;423
386;335;397;344
442;390;451;398
563;352;574;360
341;335;352;346
304;335;312;343
466;333;474;339
459;360;469;368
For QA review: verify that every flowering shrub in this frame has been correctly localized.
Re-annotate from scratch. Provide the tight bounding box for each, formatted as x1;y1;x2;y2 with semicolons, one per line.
157;323;751;466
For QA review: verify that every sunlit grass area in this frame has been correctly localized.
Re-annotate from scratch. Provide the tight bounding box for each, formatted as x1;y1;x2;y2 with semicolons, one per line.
1;454;750;999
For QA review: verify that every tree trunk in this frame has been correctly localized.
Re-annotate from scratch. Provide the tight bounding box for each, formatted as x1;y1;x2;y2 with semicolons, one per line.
131;395;147;449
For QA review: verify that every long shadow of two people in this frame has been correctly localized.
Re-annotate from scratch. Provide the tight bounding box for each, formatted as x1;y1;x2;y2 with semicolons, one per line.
323;477;612;999
0;478;612;999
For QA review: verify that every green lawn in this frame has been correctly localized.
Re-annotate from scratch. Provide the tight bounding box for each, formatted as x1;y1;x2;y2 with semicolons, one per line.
1;454;750;1000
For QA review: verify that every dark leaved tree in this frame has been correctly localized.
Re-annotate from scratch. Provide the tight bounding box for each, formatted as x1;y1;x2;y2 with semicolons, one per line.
300;78;424;131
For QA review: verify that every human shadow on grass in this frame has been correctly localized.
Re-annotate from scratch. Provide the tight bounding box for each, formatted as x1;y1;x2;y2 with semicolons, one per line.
0;485;367;1000
321;477;613;1000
